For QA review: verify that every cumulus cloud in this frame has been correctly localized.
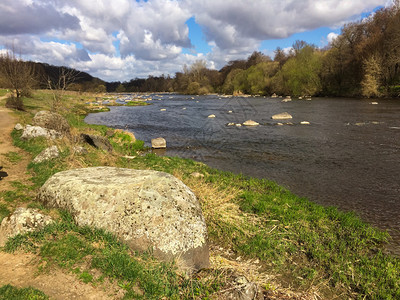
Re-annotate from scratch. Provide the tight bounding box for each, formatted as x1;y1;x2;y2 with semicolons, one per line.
72;52;208;82
0;0;388;81
0;35;90;66
119;0;192;60
0;0;80;35
185;0;386;49
327;32;339;44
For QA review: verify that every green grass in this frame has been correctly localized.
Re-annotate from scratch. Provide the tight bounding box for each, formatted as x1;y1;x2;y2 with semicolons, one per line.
2;151;23;164
0;285;49;300
11;131;48;157
119;153;400;299
0;89;9;97
0;203;10;223
0;181;33;203
125;101;150;106
4;211;224;299
4;90;400;299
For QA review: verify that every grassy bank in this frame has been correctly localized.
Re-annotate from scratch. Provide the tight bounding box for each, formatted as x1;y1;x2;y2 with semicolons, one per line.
1;90;400;299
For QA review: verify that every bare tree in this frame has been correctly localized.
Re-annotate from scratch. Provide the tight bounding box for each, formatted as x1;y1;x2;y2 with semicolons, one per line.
0;47;36;109
47;67;80;111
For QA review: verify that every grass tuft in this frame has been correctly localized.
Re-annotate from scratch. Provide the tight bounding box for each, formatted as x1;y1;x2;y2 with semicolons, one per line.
0;284;49;300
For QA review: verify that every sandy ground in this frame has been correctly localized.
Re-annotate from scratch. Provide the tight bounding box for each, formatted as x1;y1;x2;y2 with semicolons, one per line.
0;252;123;300
0;98;31;191
0;97;124;299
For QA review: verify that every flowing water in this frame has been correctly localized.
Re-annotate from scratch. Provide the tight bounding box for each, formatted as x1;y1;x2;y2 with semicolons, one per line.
86;94;400;254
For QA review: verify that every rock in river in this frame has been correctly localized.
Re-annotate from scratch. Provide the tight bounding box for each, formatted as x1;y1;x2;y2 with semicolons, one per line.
37;167;210;271
151;137;167;149
271;112;293;120
243;120;259;126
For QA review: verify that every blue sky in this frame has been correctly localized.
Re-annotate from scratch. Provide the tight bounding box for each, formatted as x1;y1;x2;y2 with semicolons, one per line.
0;0;389;81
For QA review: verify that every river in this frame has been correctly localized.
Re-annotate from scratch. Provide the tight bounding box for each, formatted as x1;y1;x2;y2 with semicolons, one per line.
85;94;400;254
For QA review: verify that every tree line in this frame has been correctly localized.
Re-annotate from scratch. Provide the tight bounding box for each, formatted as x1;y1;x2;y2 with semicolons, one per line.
111;3;400;98
1;2;399;99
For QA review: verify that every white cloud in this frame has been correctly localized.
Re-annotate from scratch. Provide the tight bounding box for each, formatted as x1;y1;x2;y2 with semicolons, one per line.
119;0;192;60
185;0;386;48
327;32;339;44
0;0;80;35
0;0;388;81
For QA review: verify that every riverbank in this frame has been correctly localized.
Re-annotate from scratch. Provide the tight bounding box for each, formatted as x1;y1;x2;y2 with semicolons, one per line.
1;90;400;299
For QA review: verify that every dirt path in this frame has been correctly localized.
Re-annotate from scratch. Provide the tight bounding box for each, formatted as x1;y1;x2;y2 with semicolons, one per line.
0;96;31;191
0;252;123;299
0;97;124;299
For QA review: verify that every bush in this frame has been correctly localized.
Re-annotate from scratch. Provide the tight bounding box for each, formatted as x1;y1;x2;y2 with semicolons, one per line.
5;97;25;111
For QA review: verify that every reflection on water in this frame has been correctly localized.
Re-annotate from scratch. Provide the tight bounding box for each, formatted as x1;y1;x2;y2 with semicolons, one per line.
86;94;400;254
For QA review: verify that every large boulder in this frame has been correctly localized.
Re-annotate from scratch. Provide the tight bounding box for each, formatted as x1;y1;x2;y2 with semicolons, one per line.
33;111;70;135
21;125;62;140
38;167;209;271
0;207;53;247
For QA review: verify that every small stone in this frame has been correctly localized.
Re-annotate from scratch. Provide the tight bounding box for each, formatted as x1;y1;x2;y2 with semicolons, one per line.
272;112;292;120
370;102;378;105
208;114;216;118
191;172;204;178
222;275;262;300
236;124;242;127
21;125;62;140
33;146;59;163
276;123;284;126
152;137;167;149
73;146;88;155
227;123;235;126
80;134;113;152
0;207;53;247
14;123;24;131
228;110;233;113
300;121;310;125
243;120;259;126
160;108;167;111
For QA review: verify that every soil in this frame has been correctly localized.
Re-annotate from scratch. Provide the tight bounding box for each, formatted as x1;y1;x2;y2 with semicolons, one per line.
0;97;31;191
0;252;123;299
0;96;124;299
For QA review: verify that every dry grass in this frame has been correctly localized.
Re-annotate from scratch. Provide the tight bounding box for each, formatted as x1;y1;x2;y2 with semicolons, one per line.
174;172;316;299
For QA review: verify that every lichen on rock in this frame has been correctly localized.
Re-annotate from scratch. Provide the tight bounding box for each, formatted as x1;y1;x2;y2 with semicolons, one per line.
0;207;53;247
38;167;209;271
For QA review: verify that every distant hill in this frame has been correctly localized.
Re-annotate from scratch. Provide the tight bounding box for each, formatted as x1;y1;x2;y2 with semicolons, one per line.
34;62;107;93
